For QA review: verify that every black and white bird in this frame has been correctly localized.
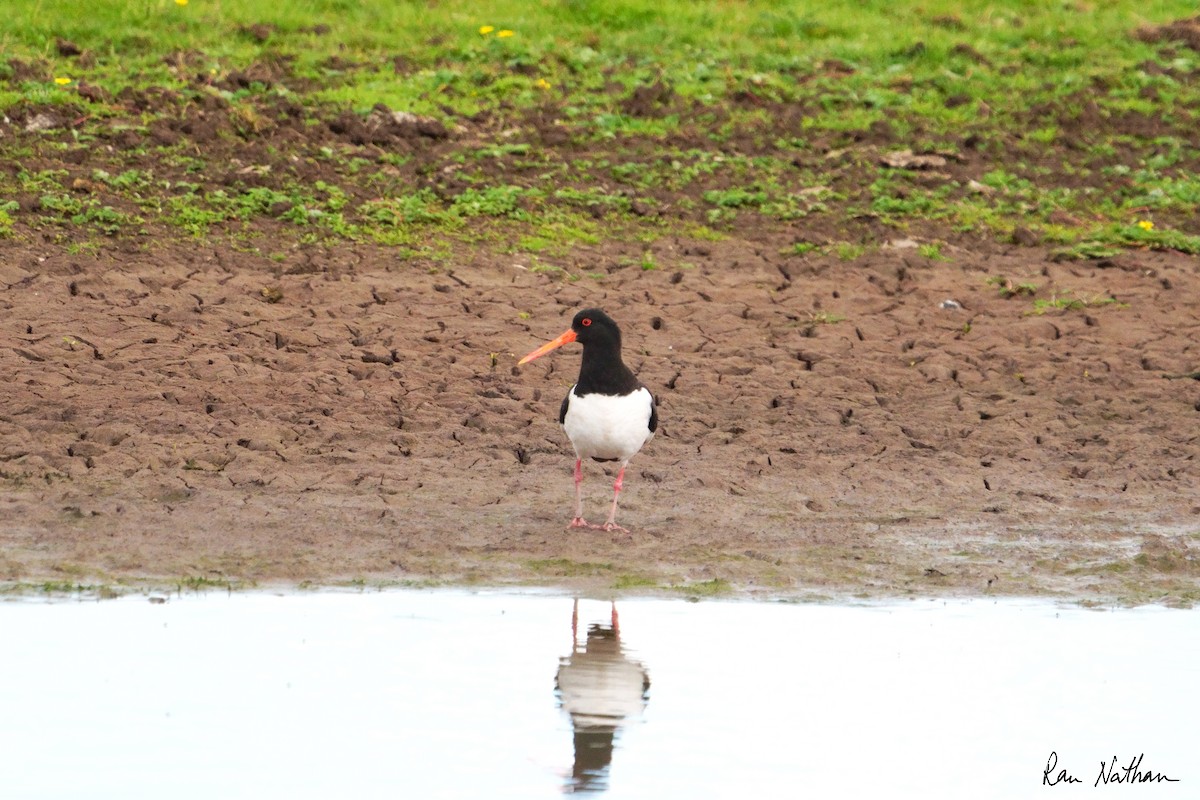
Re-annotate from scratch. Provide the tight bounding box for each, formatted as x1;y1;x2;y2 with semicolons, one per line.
518;308;657;532
556;600;649;793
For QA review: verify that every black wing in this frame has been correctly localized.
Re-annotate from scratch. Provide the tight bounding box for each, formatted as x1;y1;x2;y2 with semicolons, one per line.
558;392;570;425
648;390;658;433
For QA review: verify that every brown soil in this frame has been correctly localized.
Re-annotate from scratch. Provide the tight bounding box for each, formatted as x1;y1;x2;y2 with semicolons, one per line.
4;232;1198;603
2;56;1199;604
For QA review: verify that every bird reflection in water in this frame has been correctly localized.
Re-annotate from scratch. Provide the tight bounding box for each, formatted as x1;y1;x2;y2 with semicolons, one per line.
555;599;650;794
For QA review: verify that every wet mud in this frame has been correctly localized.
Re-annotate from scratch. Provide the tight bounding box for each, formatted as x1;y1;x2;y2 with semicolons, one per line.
3;234;1198;603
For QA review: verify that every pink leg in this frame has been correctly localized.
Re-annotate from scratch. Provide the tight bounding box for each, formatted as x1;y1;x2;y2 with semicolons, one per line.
568;459;590;529
601;466;630;533
611;602;620;638
572;598;579;649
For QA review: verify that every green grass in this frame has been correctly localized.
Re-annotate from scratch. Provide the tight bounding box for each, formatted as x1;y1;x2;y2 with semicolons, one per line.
919;242;949;261
0;202;17;237
987;275;1039;297
671;578;734;597
807;311;845;326
1027;294;1125;316
176;575;247;591
612;574;659;590
5;2;1196;119
525;558;614;576
833;242;867;260
1;0;1198;252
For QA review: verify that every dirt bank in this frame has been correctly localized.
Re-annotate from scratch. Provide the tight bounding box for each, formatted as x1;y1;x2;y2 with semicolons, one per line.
2;232;1198;604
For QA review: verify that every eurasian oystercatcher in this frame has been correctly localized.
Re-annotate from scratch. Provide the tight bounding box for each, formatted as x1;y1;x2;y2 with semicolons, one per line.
518;308;658;532
556;599;649;793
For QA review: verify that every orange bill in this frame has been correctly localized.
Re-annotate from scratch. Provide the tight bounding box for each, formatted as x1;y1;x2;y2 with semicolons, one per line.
518;328;577;365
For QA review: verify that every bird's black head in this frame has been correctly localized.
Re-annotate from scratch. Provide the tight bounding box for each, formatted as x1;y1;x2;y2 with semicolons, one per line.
517;307;626;367
571;308;621;348
516;306;638;395
570;309;633;393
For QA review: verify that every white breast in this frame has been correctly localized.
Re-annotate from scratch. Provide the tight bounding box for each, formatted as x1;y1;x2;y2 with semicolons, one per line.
557;654;648;724
562;387;655;463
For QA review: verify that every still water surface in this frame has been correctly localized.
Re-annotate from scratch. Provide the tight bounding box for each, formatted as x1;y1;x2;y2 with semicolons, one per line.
1;591;1194;798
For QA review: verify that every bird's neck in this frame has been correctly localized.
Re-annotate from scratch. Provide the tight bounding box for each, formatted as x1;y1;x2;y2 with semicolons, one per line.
576;343;640;396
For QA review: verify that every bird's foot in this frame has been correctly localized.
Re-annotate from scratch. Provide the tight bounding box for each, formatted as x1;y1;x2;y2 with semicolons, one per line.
599;521;630;533
567;517;591;530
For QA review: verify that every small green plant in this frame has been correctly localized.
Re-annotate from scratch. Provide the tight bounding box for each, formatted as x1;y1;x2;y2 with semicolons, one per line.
871;191;938;218
473;142;532;159
169;197;228;236
785;241;820;256
0;200;16;237
92;168;151;191
808;311;845;325
449;185;529;219
553;187;632;215
671;578;733;597
76;204;137;235
1111;221;1200;255
233;187;292;218
918;242;949;261
763;190;829;220
362;191;446;226
702;187;766;208
612;574;658;589
986;275;1038;297
38;192;81;216
525;558;614;576
176;575;243;592
1027;294;1123;315
1049;242;1121;261
833;242;866;260
38;193;138;235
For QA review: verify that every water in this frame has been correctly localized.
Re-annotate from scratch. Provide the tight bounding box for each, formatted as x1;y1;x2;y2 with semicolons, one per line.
1;591;1194;798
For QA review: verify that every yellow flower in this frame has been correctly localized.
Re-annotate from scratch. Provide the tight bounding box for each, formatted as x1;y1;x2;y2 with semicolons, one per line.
54;77;71;85
534;78;551;90
175;0;188;5
1137;219;1154;231
497;29;515;38
478;25;494;35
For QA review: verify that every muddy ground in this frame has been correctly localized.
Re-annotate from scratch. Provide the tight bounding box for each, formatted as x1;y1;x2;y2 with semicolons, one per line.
3;23;1200;602
3;229;1198;604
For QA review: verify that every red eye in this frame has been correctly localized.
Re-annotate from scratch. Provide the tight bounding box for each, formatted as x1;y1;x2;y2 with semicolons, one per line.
581;318;591;326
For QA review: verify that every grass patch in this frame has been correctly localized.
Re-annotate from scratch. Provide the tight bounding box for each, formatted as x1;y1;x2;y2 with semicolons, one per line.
833;242;867;260
807;311;845;325
1049;241;1123;261
612;574;659;590
1026;294;1125;316
526;558;614;576
1;0;1198;252
175;575;247;592
671;578;733;597
986;275;1039;297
